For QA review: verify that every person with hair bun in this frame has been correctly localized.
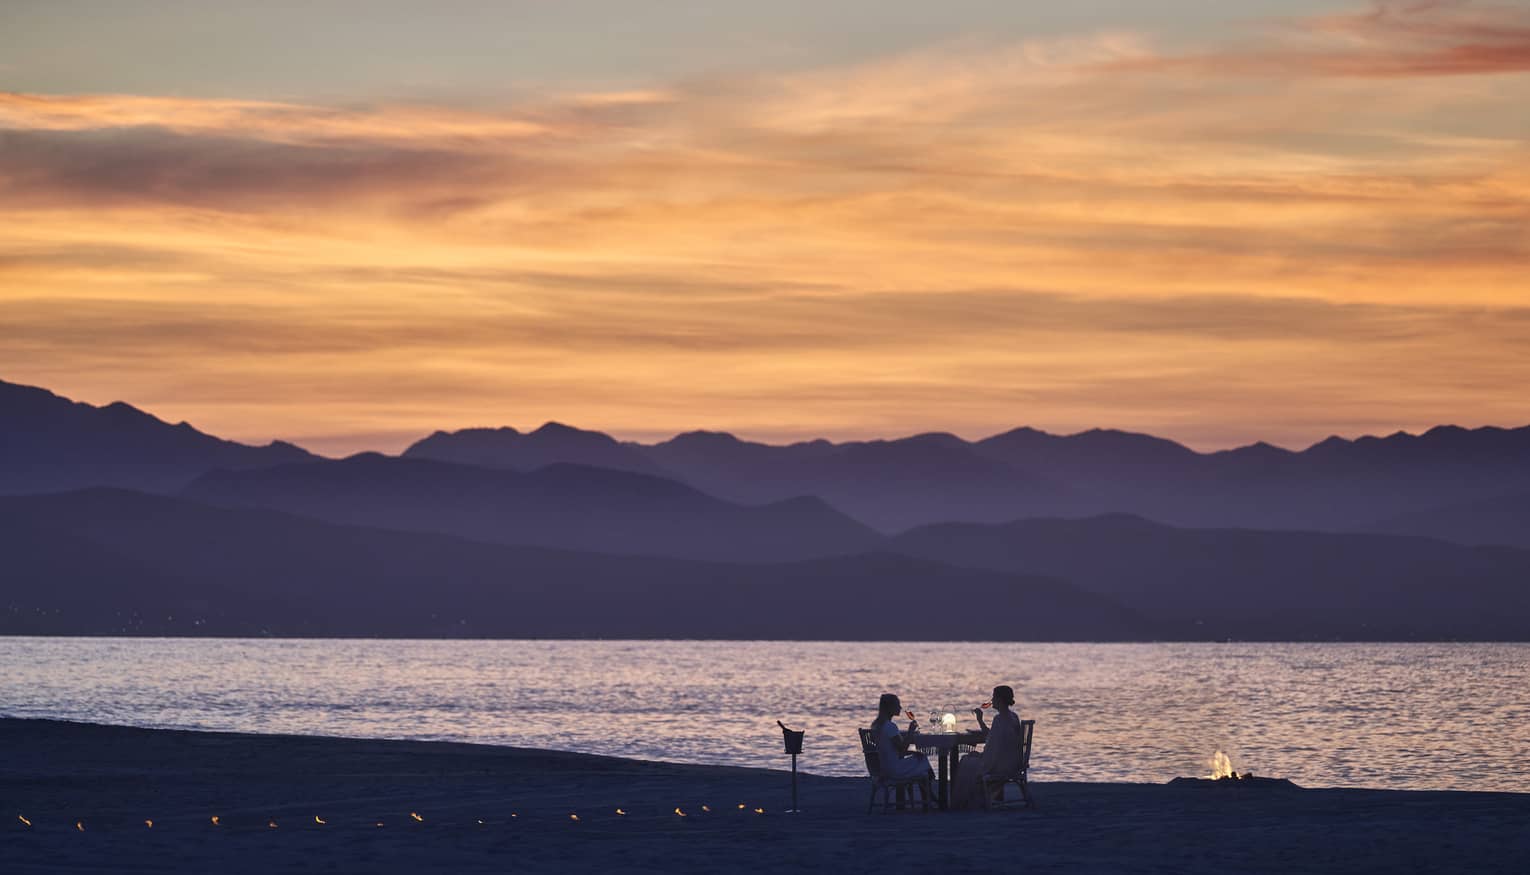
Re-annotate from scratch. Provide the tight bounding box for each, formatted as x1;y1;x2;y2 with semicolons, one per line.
951;684;1022;809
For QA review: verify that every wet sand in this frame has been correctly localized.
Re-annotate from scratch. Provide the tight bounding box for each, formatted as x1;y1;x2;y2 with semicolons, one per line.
3;718;1527;873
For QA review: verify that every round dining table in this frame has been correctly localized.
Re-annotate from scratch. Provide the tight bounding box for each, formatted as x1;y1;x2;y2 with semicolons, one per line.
906;729;986;810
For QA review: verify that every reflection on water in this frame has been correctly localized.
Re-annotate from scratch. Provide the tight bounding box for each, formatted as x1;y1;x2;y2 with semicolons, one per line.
2;638;1527;791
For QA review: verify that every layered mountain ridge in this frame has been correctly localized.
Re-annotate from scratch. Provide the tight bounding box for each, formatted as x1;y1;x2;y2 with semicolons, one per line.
5;376;1530;639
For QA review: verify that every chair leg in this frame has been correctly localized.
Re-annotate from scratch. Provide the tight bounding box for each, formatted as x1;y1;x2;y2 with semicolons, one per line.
1019;775;1035;809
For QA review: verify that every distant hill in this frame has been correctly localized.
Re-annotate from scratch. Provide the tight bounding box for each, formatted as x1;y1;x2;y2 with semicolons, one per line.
404;422;666;477
888;515;1530;640
0;489;1139;639
416;420;1530;534
183;454;881;562
637;423;1530;533
641;431;1072;531
1367;492;1530;550
0;379;315;495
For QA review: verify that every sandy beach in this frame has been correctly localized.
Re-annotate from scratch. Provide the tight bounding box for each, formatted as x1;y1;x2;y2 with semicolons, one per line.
2;719;1527;873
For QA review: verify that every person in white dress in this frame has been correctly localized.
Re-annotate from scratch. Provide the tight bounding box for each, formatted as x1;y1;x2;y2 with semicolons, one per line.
870;693;933;782
951;684;1022;809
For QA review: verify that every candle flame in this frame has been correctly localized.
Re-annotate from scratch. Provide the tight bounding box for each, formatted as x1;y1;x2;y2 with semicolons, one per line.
754;808;765;814
615;808;626;816
268;820;278;829
569;813;580;822
314;816;326;825
701;805;711;813
144;819;153;828
410;812;423;822
76;821;84;831
737;803;746;809
210;816;220;826
18;815;31;827
675;807;687;817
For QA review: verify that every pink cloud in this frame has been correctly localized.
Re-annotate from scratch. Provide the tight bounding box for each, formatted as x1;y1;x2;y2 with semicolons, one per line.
1103;0;1530;78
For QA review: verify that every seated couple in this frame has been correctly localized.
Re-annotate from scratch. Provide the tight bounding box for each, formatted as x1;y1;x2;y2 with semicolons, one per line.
870;686;1022;810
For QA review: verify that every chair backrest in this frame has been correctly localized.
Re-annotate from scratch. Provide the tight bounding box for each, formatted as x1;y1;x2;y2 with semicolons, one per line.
857;728;882;779
1018;719;1035;772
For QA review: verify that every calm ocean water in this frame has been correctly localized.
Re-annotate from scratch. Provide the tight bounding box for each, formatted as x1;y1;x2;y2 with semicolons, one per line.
2;638;1526;792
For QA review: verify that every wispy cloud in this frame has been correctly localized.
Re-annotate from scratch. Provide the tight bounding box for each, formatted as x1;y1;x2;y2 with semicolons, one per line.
2;3;1527;451
1103;0;1530;78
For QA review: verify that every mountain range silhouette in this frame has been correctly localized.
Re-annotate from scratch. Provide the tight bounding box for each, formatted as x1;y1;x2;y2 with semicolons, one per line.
4;377;1529;639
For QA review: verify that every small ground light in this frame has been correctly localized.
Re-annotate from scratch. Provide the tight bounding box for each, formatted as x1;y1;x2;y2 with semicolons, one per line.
615;809;626;816
375;822;384;828
675;808;687;817
76;821;84;831
702;805;711;813
315;816;326;825
476;819;484;825
211;816;220;826
145;819;153;828
268;820;278;829
754;808;765;814
410;812;423;822
18;815;31;827
569;813;580;822
737;804;746;809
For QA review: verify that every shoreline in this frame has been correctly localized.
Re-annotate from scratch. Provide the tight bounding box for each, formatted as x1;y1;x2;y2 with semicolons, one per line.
8;633;1530;643
4;719;1528;873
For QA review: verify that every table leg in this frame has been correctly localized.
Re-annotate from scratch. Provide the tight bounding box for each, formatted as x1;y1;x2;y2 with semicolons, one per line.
938;749;951;810
949;749;960;810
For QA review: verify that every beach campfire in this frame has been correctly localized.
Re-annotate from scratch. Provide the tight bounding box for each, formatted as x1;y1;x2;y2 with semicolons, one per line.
1208;750;1251;781
1168;750;1295;788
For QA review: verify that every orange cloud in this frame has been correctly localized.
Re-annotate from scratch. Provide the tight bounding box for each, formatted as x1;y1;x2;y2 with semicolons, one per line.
2;6;1528;452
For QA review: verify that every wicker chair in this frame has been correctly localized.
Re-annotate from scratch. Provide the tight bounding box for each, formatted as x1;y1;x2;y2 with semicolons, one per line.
980;719;1036;810
858;728;933;814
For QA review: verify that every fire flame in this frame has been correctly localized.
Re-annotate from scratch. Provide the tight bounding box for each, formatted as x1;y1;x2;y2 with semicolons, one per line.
1207;750;1237;780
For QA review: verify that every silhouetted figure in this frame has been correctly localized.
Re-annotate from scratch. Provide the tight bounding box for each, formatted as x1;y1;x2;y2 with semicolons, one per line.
952;684;1022;809
869;693;932;782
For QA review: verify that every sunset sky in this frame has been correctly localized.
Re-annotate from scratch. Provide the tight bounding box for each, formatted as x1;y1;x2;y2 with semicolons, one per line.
3;0;1528;455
